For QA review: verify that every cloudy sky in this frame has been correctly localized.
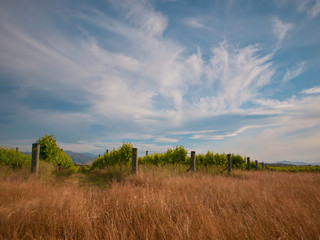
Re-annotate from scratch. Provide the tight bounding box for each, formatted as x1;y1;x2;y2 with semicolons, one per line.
1;0;320;163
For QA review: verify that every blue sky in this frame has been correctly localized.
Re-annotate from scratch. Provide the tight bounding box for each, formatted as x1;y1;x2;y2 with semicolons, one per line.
0;0;320;163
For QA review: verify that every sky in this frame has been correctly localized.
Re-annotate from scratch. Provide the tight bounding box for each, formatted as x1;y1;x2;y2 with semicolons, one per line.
0;0;320;163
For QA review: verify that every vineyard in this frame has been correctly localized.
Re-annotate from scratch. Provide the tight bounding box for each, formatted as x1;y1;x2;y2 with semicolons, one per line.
268;165;320;172
0;134;77;172
1;134;319;173
1;134;320;239
0;147;31;168
90;144;246;171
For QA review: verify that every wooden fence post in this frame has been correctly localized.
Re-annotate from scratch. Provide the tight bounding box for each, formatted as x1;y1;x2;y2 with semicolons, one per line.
16;147;19;152
146;151;148;156
227;154;232;174
262;162;265;170
106;149;108;153
59;150;63;171
31;143;40;175
247;157;251;170
191;151;196;172
132;148;138;174
255;160;258;170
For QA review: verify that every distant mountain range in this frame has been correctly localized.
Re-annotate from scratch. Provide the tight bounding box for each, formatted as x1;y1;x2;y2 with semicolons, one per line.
64;151;98;165
23;151;98;165
21;151;319;166
274;160;319;166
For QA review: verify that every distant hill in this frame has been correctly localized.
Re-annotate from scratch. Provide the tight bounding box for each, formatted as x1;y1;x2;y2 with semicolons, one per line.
274;160;318;166
64;151;97;165
22;151;98;165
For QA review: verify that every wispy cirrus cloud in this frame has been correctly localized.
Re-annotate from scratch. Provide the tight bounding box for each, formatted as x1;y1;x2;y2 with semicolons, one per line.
227;94;320;162
184;17;206;28
0;0;319;163
154;137;179;143
282;61;306;82
301;86;320;95
271;16;294;46
298;0;320;18
187;42;274;116
309;0;320;18
189;125;267;140
109;0;168;37
171;129;217;135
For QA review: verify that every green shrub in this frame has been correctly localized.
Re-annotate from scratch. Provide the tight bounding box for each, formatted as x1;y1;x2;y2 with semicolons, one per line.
0;147;31;168
250;161;256;170
37;134;76;171
139;146;188;166
268;165;320;172
90;143;133;170
231;154;246;169
214;153;227;166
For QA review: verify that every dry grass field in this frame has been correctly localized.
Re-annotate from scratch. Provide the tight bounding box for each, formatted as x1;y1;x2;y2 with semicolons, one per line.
1;166;320;240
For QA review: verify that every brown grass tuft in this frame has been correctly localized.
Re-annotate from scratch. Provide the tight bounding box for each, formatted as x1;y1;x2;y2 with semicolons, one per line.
1;167;320;239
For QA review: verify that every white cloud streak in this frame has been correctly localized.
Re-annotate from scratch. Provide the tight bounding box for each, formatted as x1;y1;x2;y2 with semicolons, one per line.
271;16;293;46
189;42;274;116
310;0;320;17
282;61;306;82
154;137;179;143
301;86;320;94
298;0;320;18
171;129;217;135
185;17;206;28
109;0;168;37
230;96;320;162
189;125;267;140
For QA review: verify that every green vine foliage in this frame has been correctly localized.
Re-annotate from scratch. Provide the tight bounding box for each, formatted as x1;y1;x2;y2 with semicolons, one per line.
268;165;320;172
139;146;188;166
90;143;133;170
250;161;257;170
140;148;247;170
0;147;31;168
231;154;246;169
3;137;319;173
37;134;77;171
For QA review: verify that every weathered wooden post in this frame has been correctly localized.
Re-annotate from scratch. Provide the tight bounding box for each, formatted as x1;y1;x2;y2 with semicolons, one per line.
255;160;258;170
31;143;40;175
106;149;108;153
16;147;19;152
59;148;63;171
262;162;265;170
132;148;138;174
191;151;196;172
247;157;251;170
146;151;148;156
227;154;232;174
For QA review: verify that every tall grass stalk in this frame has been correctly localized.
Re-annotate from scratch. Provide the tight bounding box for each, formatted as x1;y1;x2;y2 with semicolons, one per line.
1;168;320;239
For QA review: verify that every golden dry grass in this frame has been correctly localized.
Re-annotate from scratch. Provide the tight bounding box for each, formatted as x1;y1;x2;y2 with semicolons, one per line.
1;167;320;240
